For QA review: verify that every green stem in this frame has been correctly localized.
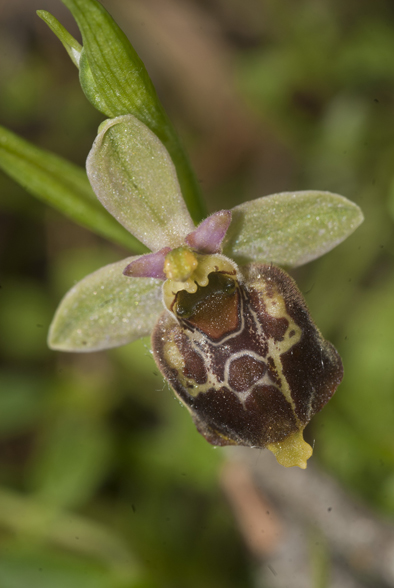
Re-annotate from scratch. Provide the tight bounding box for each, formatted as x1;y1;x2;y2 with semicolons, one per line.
153;107;206;224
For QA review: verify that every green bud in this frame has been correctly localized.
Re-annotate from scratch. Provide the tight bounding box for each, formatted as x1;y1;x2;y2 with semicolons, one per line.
61;0;161;121
38;0;206;224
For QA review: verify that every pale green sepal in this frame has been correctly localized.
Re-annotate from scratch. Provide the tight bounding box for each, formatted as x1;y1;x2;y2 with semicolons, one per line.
86;115;195;251
48;257;163;352
224;191;364;268
37;10;82;68
0;125;145;253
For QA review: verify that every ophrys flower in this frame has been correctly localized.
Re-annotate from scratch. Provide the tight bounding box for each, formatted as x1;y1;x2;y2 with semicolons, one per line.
49;114;363;468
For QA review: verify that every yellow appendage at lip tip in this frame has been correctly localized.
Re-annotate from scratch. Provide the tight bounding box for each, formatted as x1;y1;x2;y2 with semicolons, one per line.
267;429;313;469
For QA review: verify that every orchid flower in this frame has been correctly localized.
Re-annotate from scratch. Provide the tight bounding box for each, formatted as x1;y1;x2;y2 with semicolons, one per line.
48;114;363;469
0;0;363;469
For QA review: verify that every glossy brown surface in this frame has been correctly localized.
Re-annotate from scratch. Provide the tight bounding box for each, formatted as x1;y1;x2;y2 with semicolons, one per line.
152;263;343;448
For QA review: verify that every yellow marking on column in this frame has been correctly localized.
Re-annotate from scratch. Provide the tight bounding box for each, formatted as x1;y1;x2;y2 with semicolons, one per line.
164;247;198;281
162;253;238;312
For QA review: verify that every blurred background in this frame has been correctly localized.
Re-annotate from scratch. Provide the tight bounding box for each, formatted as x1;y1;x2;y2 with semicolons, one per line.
1;0;394;586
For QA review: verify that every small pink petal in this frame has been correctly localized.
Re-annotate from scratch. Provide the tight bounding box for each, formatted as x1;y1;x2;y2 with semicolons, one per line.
123;247;171;280
185;210;232;254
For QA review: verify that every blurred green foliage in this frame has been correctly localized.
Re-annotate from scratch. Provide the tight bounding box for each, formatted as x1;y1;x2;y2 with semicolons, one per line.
1;0;394;586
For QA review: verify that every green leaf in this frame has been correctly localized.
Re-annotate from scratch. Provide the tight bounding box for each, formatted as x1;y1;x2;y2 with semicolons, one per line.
0;488;136;570
87;115;195;251
224;191;364;268
0;124;145;252
32;417;112;510
48;256;163;351
59;0;206;224
37;10;82;68
0;547;121;588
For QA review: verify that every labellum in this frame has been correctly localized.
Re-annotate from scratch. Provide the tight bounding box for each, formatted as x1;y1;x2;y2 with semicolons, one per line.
152;253;343;468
